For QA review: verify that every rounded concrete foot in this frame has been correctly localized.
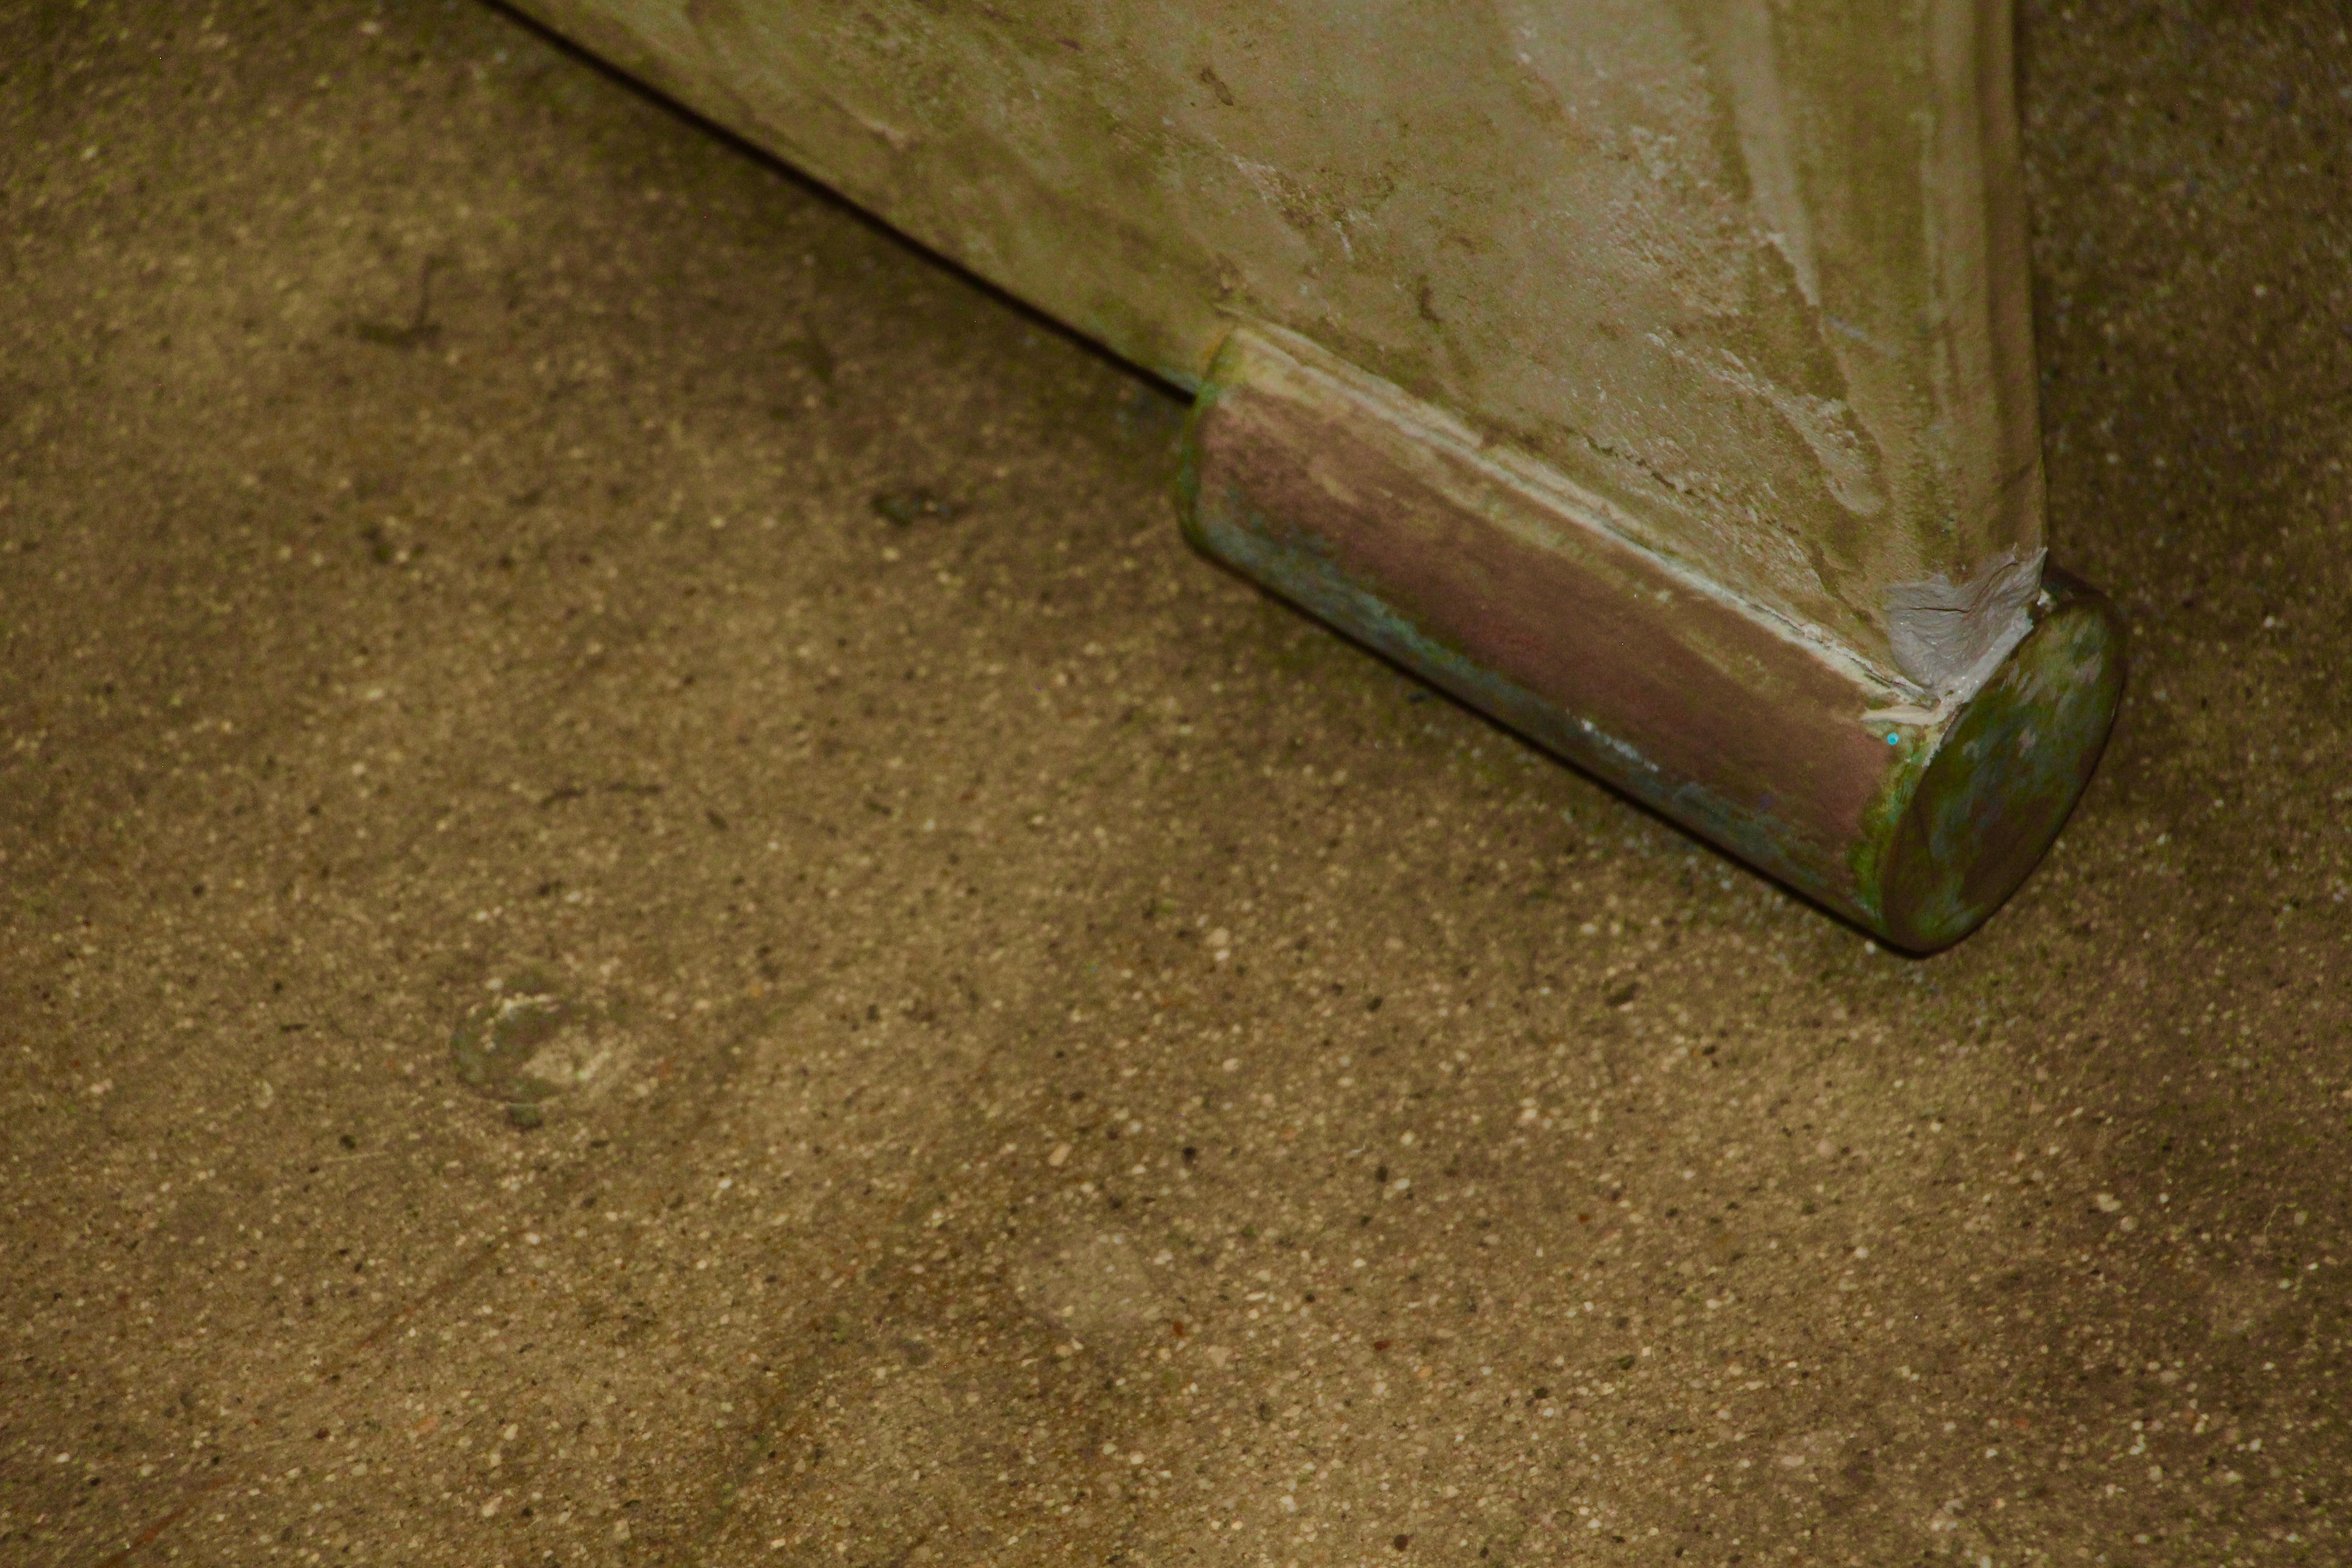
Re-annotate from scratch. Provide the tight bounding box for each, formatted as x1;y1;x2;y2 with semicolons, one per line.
1182;327;2127;952
1875;572;2126;953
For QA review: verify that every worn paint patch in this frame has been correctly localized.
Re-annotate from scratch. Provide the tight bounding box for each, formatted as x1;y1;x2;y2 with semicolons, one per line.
449;976;640;1128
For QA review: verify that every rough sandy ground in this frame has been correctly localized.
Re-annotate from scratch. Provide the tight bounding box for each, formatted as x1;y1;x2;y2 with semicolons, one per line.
3;3;2349;1564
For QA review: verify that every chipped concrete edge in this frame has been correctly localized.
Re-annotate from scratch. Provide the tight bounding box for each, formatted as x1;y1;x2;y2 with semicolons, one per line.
1885;546;2048;701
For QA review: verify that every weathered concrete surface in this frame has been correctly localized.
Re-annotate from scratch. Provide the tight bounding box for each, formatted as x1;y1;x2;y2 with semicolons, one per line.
5;3;2352;1566
507;0;2044;679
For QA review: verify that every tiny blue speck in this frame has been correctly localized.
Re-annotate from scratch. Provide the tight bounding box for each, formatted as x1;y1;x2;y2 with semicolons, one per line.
1884;731;1901;745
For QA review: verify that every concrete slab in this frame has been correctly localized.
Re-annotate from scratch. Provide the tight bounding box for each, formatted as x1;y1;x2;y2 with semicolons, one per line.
3;3;2349;1564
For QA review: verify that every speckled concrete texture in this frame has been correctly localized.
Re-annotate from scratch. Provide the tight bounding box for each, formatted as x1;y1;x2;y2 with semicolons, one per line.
2;4;2348;1566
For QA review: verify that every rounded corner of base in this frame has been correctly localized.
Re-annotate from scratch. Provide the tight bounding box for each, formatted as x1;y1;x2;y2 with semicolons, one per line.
1873;572;2127;953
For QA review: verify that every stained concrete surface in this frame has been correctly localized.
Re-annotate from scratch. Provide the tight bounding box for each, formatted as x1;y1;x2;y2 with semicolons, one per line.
2;3;2348;1565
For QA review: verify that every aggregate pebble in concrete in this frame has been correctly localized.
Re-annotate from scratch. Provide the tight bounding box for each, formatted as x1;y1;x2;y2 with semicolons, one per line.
3;3;2350;1566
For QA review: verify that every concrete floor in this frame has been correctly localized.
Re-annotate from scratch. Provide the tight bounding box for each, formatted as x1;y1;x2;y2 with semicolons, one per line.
3;3;2349;1564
